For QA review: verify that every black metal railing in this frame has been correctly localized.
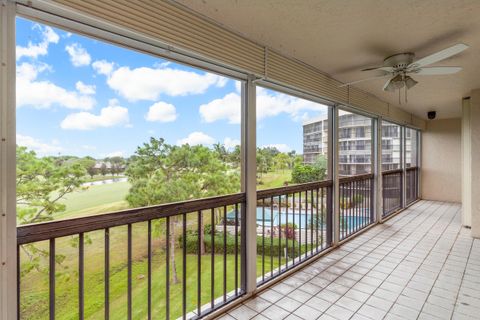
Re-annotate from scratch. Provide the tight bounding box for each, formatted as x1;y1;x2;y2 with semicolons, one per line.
406;166;419;205
339;173;375;240
17;193;246;320
256;180;333;285
382;169;403;217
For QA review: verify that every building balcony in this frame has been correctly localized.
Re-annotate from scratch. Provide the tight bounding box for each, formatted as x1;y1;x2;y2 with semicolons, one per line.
223;200;479;320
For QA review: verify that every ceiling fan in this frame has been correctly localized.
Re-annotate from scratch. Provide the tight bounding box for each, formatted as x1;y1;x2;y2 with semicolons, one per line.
340;43;469;102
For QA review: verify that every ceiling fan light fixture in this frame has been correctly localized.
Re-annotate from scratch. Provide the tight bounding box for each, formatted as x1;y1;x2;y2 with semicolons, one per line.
405;76;418;89
384;74;404;91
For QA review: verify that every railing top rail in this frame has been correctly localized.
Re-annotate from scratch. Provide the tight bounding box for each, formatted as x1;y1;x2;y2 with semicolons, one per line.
382;169;403;175
339;173;374;183
405;166;419;171
256;179;333;199
17;192;246;245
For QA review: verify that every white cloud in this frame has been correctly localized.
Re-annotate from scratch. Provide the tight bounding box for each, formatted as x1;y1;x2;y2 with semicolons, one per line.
75;81;96;95
60;99;129;130
16;25;59;60
101;64;227;101
65;43;91;67
92;60;114;76
81;145;96;151
177;131;215;146
262;144;291;153
223;137;240;149
145;102;177;122
17;134;63;156
199;92;240;124
16;62;95;110
199;87;328;124
105;151;124;157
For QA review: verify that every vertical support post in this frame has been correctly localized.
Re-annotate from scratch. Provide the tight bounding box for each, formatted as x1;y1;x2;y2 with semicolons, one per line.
417;130;422;200
241;76;256;294
0;2;17;320
331;106;340;246
375;118;383;223
401;126;406;208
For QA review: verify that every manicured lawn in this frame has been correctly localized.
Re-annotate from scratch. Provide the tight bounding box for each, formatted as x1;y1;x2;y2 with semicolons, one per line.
258;169;292;189
20;247;281;320
55;181;131;219
20;174;294;320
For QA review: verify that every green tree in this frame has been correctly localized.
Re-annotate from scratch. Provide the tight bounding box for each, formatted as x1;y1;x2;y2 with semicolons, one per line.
76;157;96;178
291;163;326;184
17;146;86;224
100;163;108;176
273;153;290;172
107;156;125;176
125;138;239;283
17;146;86;275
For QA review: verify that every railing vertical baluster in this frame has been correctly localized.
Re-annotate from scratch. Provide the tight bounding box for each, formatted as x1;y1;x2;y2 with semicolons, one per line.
223;205;227;302
285;194;289;267
197;211;202;316
234;204;239;295
166;217;170;320
105;228;110;320
292;193;296;262
310;189;315;255
298;192;301;261
182;214;187;320
327;184;332;246
270;196;274;277
364;179;368;227
210;208;214;309
315;189;319;252
304;190;308;259
147;221;152;320
278;195;282;271
262;199;265;281
79;233;84;320
320;187;324;249
127;224;132;320
49;238;55;320
355;180;359;231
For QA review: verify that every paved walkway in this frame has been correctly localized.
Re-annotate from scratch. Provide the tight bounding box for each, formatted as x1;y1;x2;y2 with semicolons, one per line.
219;201;479;320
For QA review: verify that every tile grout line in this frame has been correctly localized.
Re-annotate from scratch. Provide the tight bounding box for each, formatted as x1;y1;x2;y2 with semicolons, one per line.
282;201;437;319
351;201;456;320
231;201;431;319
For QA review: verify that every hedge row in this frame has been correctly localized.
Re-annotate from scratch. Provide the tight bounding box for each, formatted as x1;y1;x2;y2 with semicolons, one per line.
180;232;308;257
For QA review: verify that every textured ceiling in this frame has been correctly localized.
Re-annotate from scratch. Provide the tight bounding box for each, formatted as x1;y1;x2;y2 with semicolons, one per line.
174;0;480;119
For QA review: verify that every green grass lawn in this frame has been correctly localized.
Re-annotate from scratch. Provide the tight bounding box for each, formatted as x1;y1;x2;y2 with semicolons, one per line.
20;246;281;320
83;175;125;183
20;173;294;320
55;181;131;220
258;169;292;189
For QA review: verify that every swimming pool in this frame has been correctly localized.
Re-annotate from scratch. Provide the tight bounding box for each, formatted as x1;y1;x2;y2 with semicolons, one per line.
226;208;369;229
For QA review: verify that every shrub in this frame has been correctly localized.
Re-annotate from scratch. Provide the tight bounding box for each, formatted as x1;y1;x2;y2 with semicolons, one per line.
180;232;308;258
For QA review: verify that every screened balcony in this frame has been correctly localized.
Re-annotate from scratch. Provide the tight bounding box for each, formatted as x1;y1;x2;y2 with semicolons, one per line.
1;1;479;320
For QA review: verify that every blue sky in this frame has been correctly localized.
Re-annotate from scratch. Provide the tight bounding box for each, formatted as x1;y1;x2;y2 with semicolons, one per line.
16;17;328;158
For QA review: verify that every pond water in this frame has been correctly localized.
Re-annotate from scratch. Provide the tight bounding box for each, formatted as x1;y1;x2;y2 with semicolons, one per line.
81;177;128;187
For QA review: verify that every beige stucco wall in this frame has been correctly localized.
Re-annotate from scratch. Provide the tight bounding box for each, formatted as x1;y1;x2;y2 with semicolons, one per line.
421;118;462;202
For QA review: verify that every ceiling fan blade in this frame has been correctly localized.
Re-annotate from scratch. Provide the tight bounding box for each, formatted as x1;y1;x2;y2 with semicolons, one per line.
361;66;395;72
339;74;390;87
413;66;462;75
409;43;469;68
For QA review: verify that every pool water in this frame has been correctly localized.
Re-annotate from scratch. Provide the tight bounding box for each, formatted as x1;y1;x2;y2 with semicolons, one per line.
226;208;369;229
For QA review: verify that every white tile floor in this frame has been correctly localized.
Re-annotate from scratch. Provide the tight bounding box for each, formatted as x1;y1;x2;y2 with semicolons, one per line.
219;201;480;320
